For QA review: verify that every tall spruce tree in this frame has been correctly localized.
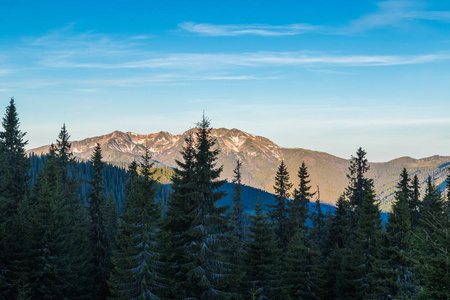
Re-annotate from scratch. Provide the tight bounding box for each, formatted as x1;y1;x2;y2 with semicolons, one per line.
0;98;30;210
411;174;421;228
337;190;386;299
310;198;327;255
327;195;352;251
25;126;92;298
270;160;293;251
397;168;411;202
109;149;162;299
231;159;245;253
181;116;231;299
161;133;197;298
0;98;31;298
323;195;352;299
345;147;374;225
229;159;246;298
53;125;92;297
244;198;280;300
26;148;70;298
289;161;315;236
415;172;450;299
88;143;110;299
284;230;323;300
421;176;444;221
385;187;416;298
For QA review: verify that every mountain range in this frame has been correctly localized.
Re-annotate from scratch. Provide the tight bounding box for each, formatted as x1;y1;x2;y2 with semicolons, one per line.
28;128;450;210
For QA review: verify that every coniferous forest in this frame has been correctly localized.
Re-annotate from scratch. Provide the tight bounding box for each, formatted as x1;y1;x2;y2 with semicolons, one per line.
1;98;450;299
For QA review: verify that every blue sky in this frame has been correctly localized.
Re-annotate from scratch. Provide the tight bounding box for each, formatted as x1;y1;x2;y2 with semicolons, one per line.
1;0;450;161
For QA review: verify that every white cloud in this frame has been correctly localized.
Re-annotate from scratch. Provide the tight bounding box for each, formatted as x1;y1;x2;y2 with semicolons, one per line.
73;88;99;92
178;22;321;36
130;35;153;40
179;1;450;37
345;0;450;33
0;69;13;76
38;51;449;70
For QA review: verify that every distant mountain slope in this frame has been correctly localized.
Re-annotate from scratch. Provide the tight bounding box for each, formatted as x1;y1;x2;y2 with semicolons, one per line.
28;128;450;210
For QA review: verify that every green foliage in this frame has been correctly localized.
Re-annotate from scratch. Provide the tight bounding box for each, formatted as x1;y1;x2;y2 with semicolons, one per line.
6;109;450;300
88;143;111;299
415;172;450;299
338;190;387;299
345;147;374;224
270;160;293;251
244;199;280;300
284;230;323;299
385;189;416;297
310;198;326;253
411;174;421;228
0;98;31;298
109;150;163;299
25;125;93;299
289;161;315;236
26;149;74;298
161;133;197;298
182;116;231;299
229;160;246;298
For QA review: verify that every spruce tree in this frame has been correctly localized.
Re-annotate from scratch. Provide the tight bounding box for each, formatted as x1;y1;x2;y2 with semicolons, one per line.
0;98;31;298
53;125;92;297
26;147;78;299
345;147;374;225
0;98;30;208
289;161;315;236
284;230;323;300
397;168;411;202
231;159;245;253
310;198;326;253
88;143;110;299
327;195;352;250
244;199;280;299
415;172;450;299
181;116;231;299
411;174;421;228
104;191;119;253
323;195;352;299
109;149;162;299
161;133;197;298
270;160;293;251
385;190;416;298
229;159;246;298
421;176;444;224
338;190;386;299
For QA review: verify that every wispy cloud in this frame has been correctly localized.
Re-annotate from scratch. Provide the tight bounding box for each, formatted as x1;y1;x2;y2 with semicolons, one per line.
179;1;450;37
178;22;321;36
27;25;147;62
130;35;153;40
73;88;99;93
0;69;13;76
345;0;450;33
3;22;448;91
38;51;449;70
1;73;279;90
318;118;450;127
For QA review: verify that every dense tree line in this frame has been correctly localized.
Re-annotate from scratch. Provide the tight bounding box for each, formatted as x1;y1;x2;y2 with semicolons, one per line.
0;98;449;299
